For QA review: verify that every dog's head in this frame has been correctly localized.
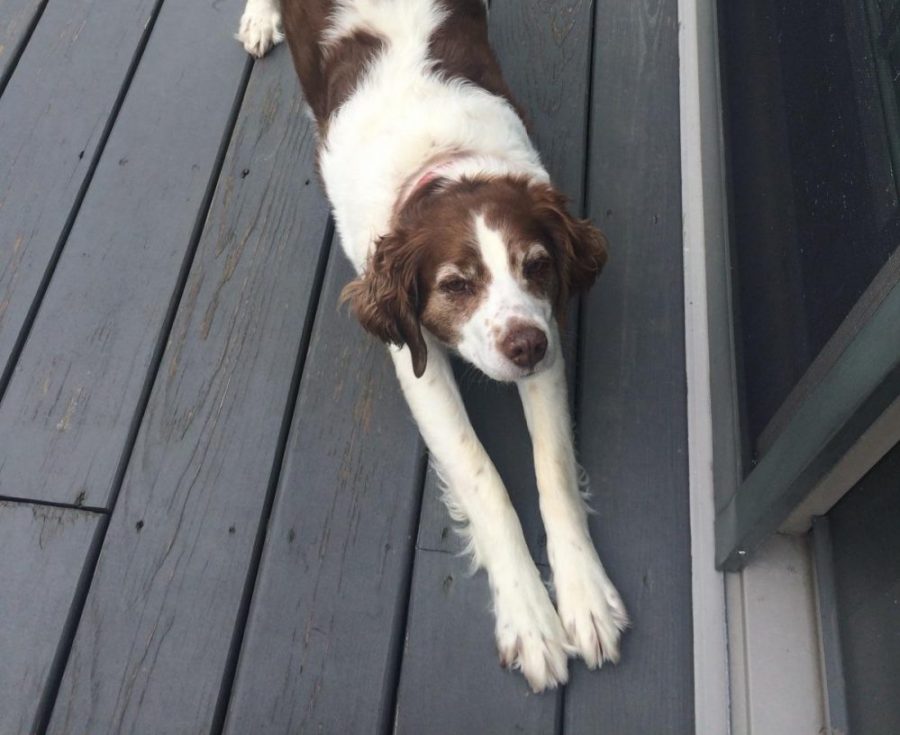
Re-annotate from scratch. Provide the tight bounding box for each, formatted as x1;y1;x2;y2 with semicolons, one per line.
341;176;608;380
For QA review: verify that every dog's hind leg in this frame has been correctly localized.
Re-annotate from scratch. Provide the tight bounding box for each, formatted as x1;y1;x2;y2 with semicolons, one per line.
517;327;629;669
236;0;284;58
390;335;572;693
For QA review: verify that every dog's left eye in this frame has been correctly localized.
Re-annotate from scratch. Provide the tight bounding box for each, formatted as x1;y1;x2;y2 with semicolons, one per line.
440;277;473;295
523;257;551;279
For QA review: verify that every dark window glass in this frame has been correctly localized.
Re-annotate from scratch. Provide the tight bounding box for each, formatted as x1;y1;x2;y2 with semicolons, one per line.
719;0;900;464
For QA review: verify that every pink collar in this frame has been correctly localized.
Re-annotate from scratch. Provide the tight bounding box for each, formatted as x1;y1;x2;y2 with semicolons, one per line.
412;166;445;192
400;151;474;205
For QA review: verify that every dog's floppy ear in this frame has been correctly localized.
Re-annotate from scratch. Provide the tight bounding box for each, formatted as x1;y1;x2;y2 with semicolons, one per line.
341;229;428;377
530;183;609;307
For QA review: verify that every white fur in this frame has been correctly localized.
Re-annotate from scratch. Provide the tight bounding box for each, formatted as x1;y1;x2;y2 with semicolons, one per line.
456;215;556;381
236;0;284;57
392;335;571;691
236;0;627;692
518;337;629;667
317;0;547;270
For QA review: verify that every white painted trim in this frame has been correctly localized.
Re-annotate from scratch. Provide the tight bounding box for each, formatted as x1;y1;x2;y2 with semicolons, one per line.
725;572;748;733
727;534;826;735
677;0;731;731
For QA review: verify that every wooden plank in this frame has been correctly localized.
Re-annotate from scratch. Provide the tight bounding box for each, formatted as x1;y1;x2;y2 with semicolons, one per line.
717;264;900;570
0;0;158;383
0;500;100;735
43;43;331;734
397;0;593;727
393;551;557;735
562;0;695;731
222;250;425;734
0;0;248;508
0;0;43;85
488;0;592;200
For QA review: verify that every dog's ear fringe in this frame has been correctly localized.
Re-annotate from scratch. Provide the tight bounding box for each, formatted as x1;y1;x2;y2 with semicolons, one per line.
529;183;609;307
340;231;428;377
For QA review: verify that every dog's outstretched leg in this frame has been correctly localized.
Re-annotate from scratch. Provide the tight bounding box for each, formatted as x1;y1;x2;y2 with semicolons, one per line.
390;335;571;692
236;0;284;58
517;325;629;669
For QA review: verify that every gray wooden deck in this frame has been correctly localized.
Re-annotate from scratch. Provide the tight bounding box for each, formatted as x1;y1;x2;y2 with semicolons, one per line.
0;1;693;733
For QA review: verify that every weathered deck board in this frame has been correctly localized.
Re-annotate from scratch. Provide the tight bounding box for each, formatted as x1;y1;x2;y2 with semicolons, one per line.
487;0;592;200
0;501;100;735
0;0;158;385
398;0;593;725
0;0;43;85
0;0;700;731
562;0;695;732
394;552;558;735
44;45;331;735
0;0;248;508
222;249;425;734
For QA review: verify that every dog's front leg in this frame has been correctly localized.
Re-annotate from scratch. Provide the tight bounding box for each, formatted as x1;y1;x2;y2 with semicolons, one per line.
390;336;571;692
517;330;629;669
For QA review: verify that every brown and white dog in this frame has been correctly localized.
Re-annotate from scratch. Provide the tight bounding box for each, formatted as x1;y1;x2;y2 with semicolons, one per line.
237;0;628;692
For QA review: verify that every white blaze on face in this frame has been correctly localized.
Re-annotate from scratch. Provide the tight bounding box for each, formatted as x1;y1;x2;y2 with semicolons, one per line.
456;214;556;381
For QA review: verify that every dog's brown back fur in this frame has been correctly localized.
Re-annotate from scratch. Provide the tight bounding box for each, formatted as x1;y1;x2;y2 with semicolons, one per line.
280;0;524;131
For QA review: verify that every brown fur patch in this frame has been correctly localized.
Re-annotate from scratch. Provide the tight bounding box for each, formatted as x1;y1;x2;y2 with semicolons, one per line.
427;0;527;121
281;0;529;148
281;1;385;130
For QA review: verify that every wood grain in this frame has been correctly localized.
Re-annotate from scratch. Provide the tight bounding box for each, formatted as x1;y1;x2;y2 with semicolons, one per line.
0;0;247;508
44;41;331;734
222;251;426;734
562;0;695;732
0;500;100;735
488;0;592;201
394;551;558;735
0;0;158;383
0;0;43;84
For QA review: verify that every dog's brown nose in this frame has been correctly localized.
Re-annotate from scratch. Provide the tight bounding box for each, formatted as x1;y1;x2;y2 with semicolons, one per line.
501;325;548;369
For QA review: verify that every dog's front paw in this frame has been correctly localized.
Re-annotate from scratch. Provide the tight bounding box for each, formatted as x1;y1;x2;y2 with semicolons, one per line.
494;572;572;692
554;550;629;669
235;3;284;58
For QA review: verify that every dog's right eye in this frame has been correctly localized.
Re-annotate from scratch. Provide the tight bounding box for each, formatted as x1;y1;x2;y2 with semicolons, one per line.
440;277;472;295
523;255;552;280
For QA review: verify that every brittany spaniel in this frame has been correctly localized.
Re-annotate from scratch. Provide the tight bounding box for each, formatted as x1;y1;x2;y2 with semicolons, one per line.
237;0;628;692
